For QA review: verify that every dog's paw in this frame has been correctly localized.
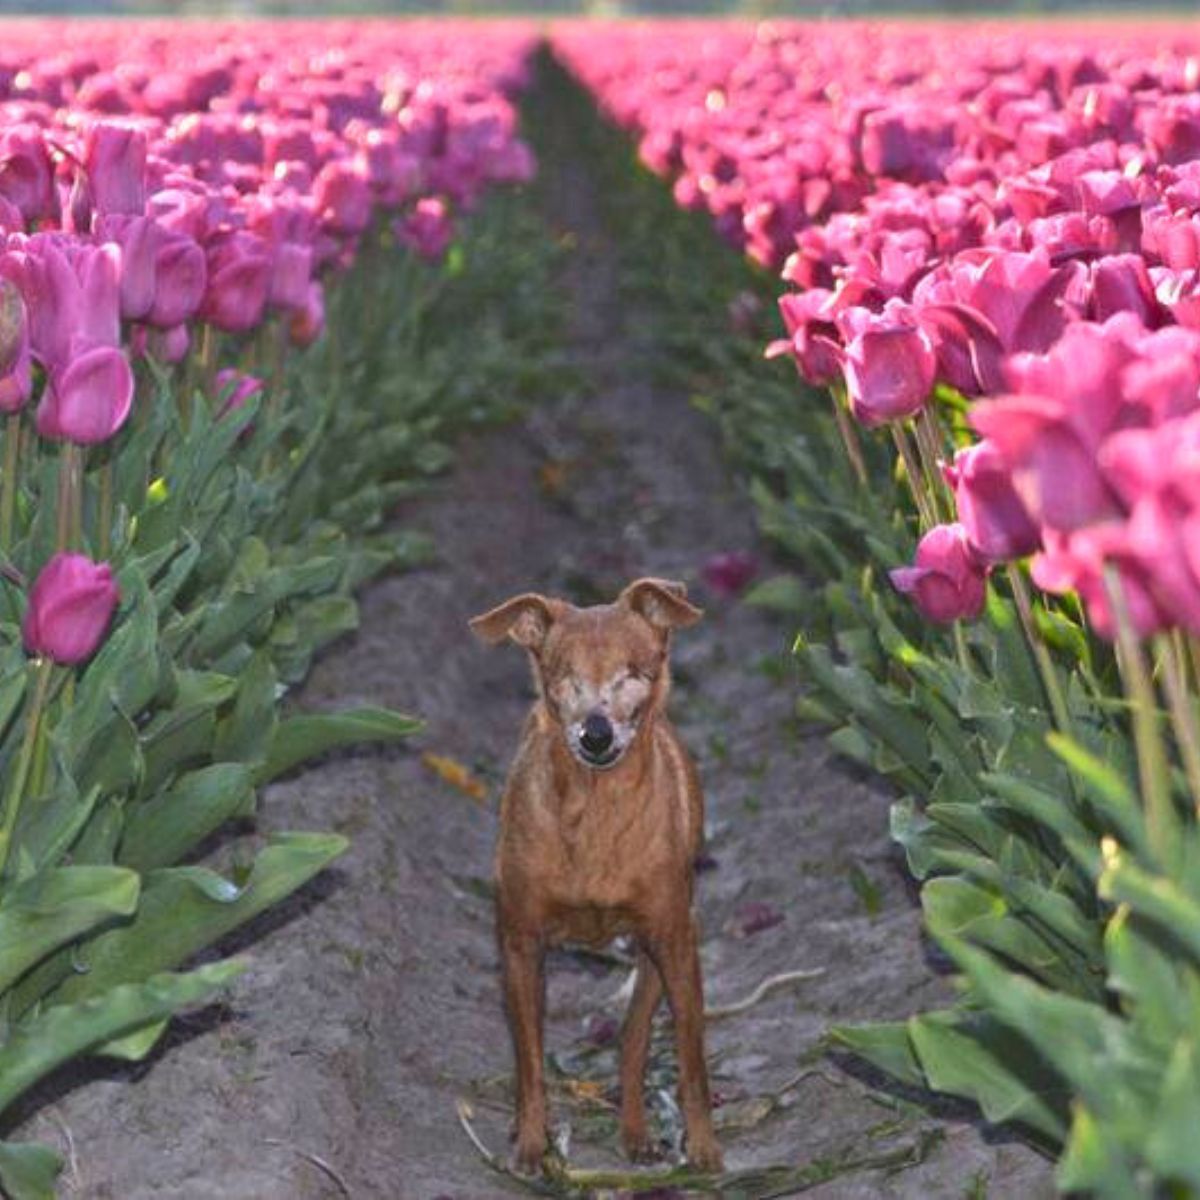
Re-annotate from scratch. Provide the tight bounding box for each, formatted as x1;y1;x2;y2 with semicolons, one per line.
685;1135;724;1174
510;1133;548;1177
620;1126;658;1163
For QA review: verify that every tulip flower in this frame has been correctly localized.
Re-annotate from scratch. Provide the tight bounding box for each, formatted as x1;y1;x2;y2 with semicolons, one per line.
890;523;988;624
22;552;120;665
840;304;936;427
945;441;1041;564
85;122;148;218
701;551;758;598
0;279;31;415
199;231;271;334
36;345;134;445
288;281;325;348
215;368;264;419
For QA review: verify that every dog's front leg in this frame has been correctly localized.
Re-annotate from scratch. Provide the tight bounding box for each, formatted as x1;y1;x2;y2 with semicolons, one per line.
499;925;548;1173
649;916;723;1173
619;950;664;1161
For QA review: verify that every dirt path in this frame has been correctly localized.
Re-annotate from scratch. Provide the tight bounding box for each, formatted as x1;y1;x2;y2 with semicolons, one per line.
15;79;1054;1200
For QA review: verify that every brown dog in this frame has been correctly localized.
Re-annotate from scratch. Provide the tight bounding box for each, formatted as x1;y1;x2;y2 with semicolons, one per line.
470;578;723;1175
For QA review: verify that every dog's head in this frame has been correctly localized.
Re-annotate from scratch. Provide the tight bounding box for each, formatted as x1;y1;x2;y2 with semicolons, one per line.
469;578;702;770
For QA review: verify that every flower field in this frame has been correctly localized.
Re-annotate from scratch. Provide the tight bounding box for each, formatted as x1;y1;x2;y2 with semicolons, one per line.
0;20;552;1198
4;11;1200;1197
553;19;1200;1196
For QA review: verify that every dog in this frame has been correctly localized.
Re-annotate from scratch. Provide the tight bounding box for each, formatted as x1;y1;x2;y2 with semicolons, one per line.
469;577;723;1175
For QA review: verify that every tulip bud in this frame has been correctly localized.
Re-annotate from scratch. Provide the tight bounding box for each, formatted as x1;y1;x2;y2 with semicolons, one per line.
215;368;264;418
22;552;119;665
288;281;325;348
890;523;988;624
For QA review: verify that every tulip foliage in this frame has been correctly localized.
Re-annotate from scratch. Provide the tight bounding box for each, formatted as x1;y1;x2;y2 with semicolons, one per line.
553;21;1200;1194
0;20;549;1198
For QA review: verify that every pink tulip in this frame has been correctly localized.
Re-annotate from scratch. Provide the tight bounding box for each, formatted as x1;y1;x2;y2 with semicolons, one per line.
0;279;30;414
199;231;270;334
0;127;55;223
288;281;325;348
700;551;759;598
36;345;133;445
396;198;453;262
945;440;1040;564
148;234;207;329
890;523;988;624
215;368;264;418
314;160;372;237
85;123;147;218
23;553;120;665
840;305;936;427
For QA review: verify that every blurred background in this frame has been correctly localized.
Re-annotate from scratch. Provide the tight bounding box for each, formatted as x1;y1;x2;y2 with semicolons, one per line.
0;0;1183;18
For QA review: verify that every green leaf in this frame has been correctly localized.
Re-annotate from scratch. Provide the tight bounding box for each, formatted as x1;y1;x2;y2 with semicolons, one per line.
119;763;256;874
908;1009;1069;1141
212;650;278;767
0;866;139;993
257;707;422;783
1056;1103;1139;1199
0;1141;63;1200
830;1021;924;1088
53;833;346;1002
1146;1037;1200;1188
1048;733;1147;856
743;574;806;614
1099;849;1200;965
0;960;244;1116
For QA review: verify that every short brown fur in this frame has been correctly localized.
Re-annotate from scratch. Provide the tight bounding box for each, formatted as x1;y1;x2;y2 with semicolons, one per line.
469;578;722;1174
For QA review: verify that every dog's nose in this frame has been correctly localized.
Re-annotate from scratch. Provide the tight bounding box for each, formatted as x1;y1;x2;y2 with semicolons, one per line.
580;712;614;756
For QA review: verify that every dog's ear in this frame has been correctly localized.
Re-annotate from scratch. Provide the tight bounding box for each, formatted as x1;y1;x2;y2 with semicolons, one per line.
620;578;703;631
469;593;562;651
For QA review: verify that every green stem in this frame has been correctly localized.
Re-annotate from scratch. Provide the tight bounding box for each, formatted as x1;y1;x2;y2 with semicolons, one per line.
98;458;113;559
829;385;869;489
952;620;972;673
891;423;936;530
54;444;76;552
1006;563;1071;735
914;406;951;523
0;658;53;877
1105;568;1175;863
0;412;19;551
1157;633;1200;817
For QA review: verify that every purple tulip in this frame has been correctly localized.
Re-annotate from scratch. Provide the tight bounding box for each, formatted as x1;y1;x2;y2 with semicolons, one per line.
840;304;936;427
700;550;758;598
199;231;270;334
36;344;133;445
945;440;1041;564
890;523;989;624
288;281;325;348
23;553;120;665
215;368;264;419
314;160;372;237
85;122;147;218
0;279;30;414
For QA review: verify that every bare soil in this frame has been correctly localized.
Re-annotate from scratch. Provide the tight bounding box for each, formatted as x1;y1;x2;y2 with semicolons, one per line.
13;93;1056;1200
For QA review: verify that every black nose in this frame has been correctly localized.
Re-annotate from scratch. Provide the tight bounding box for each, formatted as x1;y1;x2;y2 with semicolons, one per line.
580;712;613;756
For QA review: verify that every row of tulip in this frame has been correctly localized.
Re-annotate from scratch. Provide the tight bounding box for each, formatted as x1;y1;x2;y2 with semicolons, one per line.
0;21;541;1198
553;22;1200;1194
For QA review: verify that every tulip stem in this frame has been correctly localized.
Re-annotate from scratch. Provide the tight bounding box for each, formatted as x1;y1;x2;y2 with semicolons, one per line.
1105;567;1175;864
0;657;54;877
1157;632;1200;817
198;323;219;406
98;458;113;559
952;621;972;674
0;412;19;552
914;408;951;522
828;386;869;489
1006;563;1071;736
891;424;936;530
54;444;79;552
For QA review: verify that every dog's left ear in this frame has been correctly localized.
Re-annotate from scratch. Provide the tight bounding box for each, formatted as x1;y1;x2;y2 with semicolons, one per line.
620;578;704;631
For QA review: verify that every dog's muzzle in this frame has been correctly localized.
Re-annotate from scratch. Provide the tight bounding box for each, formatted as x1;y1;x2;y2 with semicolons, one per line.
578;712;618;766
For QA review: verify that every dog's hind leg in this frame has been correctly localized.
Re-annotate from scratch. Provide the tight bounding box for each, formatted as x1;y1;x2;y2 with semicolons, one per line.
619;950;664;1161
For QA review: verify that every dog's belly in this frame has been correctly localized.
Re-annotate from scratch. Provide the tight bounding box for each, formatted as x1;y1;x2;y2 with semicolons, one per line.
544;900;639;947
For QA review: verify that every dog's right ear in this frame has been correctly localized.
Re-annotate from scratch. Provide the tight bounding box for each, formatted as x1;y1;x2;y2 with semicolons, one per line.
469;594;562;651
